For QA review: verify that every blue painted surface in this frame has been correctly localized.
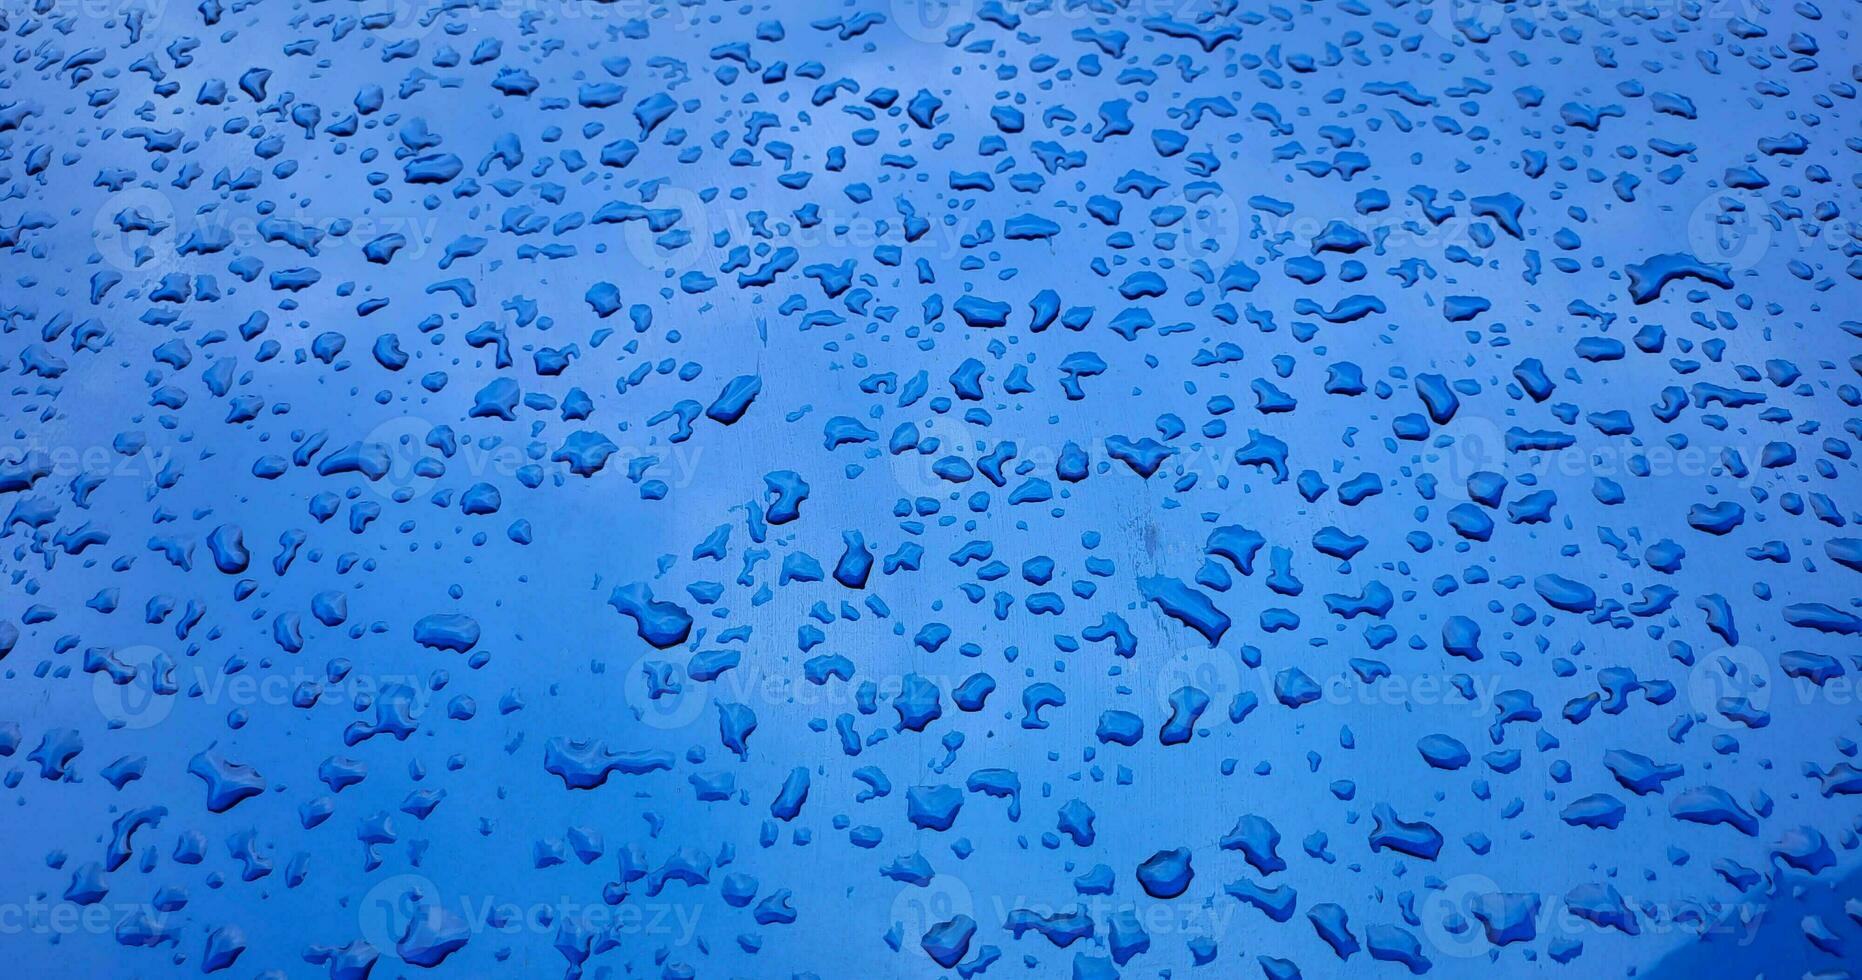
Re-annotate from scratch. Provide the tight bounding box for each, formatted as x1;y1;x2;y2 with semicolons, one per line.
2;0;1860;977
